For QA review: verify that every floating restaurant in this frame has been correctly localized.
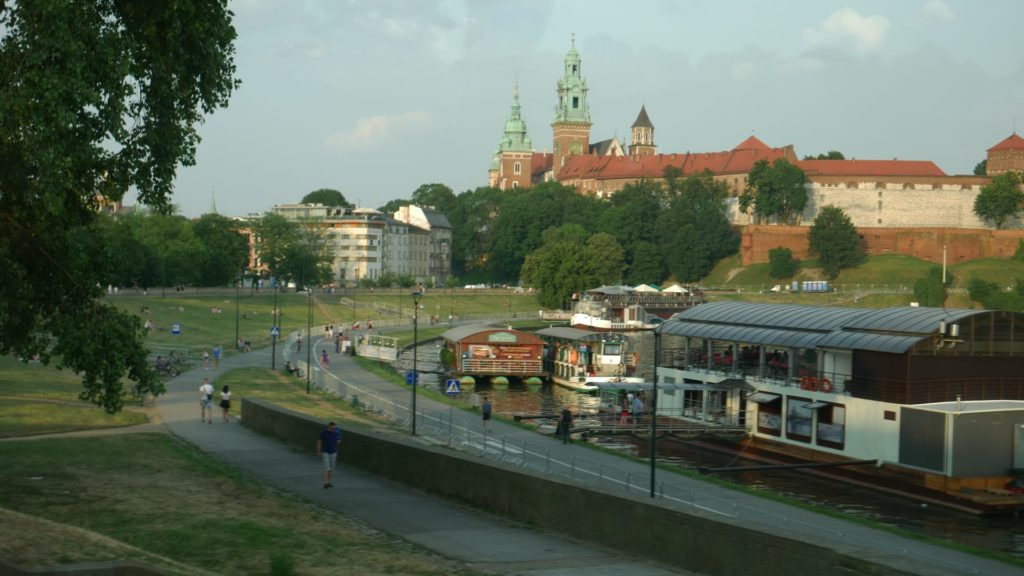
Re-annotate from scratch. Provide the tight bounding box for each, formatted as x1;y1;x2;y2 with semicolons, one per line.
440;325;546;386
652;302;1024;507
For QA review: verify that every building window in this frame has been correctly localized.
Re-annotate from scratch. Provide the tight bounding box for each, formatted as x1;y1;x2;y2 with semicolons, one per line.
572;96;579;109
512;181;519;188
514;161;521;175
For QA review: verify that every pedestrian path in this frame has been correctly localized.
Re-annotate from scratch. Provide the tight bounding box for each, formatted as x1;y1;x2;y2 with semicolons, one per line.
160;335;1020;576
157;343;691;576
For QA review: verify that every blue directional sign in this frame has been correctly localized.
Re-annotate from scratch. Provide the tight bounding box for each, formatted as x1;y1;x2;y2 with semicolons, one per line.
171;323;181;335
445;379;461;396
406;371;419;385
270;326;280;337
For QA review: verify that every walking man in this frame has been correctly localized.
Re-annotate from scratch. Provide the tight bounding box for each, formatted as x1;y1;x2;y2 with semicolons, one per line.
212;345;221;369
199;378;214;424
559;405;573;444
481;396;492;432
631;394;644;426
316;421;342;489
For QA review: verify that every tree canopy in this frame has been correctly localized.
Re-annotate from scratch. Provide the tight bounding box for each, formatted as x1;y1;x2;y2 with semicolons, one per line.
807;206;865;278
973;171;1023;229
974;159;988;176
656;171;738;282
0;1;239;412
739;159;808;225
803;151;845;160
521;225;625;309
301;188;351;208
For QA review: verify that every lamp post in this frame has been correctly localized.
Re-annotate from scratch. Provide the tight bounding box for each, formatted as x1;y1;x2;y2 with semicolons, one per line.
411;290;423;435
306;287;312;394
650;324;661;498
271;281;278;370
235;268;241;349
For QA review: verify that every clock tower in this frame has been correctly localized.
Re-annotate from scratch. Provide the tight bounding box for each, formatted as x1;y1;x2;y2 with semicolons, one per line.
551;35;591;179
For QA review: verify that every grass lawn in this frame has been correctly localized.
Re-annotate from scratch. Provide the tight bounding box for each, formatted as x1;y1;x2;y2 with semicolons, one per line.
0;434;478;576
107;289;540;360
951;257;1024;290
0;355;146;438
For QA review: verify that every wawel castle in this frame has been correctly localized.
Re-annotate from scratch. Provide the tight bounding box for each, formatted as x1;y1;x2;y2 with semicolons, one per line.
488;38;1024;265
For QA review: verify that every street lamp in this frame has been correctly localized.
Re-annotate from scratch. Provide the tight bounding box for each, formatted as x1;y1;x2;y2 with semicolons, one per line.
271;281;278;370
306;287;312;394
411;290;423;435
650;323;662;498
235;268;241;349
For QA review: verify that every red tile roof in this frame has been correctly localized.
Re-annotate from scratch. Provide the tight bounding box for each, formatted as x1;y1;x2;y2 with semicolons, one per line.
797;159;947;177
531;152;553;179
732;135;771;151
558;138;792;181
988;133;1024;152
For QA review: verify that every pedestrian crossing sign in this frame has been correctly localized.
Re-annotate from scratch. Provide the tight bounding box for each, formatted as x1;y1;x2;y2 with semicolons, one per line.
270;326;280;337
445;379;461;396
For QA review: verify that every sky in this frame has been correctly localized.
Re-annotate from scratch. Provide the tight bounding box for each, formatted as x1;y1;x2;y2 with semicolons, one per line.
165;0;1024;218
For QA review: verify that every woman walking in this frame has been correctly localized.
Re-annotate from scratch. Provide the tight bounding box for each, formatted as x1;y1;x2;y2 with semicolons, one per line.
220;384;232;422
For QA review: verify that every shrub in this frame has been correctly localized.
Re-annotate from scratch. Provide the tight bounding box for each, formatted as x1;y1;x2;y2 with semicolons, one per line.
768;247;799;279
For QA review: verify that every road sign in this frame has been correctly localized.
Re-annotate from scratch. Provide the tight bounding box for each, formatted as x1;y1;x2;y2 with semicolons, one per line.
270;326;280;337
406;371;419;385
171;323;181;335
445;379;461;396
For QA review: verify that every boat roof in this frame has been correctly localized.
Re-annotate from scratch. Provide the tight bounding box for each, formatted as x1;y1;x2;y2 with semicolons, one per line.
595;382;732;392
536;326;630;341
910;400;1024;414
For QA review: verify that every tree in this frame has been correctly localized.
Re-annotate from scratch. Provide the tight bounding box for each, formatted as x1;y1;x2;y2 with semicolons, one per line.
521;225;625;309
0;1;238;412
913;267;947;307
301;188;351;208
974;159;987;176
411;183;458;216
447;186;503;277
803;151;845;160
256;214;333;289
191;214;250;286
768;247;799;279
807;206;864;278
973;171;1023;229
656;171;738;282
597;180;666;284
739;159;808;225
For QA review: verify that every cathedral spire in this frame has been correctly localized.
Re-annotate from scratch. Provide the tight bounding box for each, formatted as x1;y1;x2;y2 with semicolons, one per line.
499;81;532;152
551;35;592;179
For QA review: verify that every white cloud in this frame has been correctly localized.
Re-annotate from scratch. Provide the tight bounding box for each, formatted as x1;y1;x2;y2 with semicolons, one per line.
803;8;890;57
324;111;434;152
921;0;956;22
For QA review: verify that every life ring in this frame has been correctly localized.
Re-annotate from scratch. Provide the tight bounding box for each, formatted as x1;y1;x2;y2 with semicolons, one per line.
820;378;833;393
800;376;813;391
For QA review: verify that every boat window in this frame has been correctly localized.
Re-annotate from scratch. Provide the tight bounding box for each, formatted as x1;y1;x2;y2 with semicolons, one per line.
816;403;846;450
755;396;781;437
786;396;812;443
603;342;622;355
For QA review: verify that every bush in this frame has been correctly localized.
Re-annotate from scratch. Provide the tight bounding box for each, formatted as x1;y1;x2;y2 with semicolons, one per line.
768;247;799;279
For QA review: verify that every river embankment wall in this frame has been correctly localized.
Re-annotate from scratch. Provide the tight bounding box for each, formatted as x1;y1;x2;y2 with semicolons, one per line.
241;398;914;576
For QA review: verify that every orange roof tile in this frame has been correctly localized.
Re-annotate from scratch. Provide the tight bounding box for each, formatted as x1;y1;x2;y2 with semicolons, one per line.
557;146;790;181
531;152;552;179
797;159;946;177
732;135;771;151
988;133;1024;152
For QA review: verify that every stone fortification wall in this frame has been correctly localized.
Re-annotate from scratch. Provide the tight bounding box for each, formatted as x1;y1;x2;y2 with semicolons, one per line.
241;398;914;576
740;225;1024;266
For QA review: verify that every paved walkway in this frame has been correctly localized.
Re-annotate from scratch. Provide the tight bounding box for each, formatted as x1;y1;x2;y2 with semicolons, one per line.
157;341;689;576
159;334;1020;576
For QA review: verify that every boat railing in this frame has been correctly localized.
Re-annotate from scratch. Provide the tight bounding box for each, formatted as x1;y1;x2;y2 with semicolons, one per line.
461;358;543;375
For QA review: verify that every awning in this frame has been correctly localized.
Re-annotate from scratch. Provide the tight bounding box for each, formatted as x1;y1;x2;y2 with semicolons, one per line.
746;392;781;404
804;401;830;410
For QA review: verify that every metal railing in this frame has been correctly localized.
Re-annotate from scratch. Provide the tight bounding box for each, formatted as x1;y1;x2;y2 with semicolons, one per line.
309;356;1002;576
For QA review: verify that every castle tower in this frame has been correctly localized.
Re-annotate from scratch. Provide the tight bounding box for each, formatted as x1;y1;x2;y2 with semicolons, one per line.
987;133;1024;176
493;82;533;190
551;35;591;179
629;105;656;156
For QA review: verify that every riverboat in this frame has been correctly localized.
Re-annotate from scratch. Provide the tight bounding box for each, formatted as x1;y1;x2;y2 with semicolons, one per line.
648;301;1024;513
570;284;702;332
535;326;645;393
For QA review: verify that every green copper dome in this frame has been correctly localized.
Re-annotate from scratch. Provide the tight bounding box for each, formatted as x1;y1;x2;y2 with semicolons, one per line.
553;35;590;124
498;82;532;152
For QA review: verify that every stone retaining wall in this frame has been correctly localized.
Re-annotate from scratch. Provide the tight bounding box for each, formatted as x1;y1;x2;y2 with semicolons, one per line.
241;398;915;576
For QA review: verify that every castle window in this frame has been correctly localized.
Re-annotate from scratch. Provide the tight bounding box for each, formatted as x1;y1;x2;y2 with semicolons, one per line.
512;181;519;189
514;161;521;175
572;96;579;109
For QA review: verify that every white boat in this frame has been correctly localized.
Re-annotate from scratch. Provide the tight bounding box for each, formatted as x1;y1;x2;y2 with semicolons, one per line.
536;325;645;393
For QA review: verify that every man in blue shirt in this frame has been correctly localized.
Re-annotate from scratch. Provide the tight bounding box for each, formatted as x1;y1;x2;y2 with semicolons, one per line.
316;421;342;489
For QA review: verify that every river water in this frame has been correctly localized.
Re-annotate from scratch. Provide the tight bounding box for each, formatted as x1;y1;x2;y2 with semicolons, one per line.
435;379;1024;559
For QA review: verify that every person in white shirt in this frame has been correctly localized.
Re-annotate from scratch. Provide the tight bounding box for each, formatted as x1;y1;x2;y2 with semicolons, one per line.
199;378;215;423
